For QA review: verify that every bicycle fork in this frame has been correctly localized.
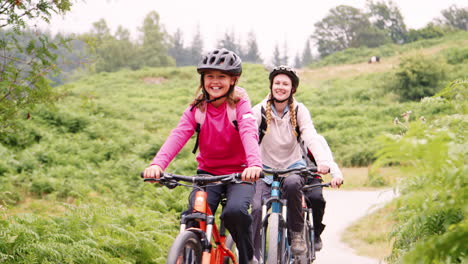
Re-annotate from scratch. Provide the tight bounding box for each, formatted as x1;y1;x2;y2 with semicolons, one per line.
260;181;289;264
179;191;236;264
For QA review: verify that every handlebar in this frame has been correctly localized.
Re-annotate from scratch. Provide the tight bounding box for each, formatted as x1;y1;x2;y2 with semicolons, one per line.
262;166;318;176
140;172;245;189
303;182;331;191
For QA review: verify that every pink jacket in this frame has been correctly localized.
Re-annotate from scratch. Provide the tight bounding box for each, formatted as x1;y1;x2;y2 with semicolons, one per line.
151;96;262;175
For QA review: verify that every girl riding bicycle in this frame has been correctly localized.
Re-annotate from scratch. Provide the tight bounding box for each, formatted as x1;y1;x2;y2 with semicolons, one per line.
251;65;343;261
143;48;262;264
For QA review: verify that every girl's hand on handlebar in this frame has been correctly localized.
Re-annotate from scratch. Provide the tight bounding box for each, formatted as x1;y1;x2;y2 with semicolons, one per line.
317;164;330;174
143;165;163;181
242;166;262;182
331;177;343;188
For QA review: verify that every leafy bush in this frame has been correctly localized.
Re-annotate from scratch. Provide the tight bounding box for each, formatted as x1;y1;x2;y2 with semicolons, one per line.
406;24;447;42
373;80;467;263
390;55;447;101
441;46;468;64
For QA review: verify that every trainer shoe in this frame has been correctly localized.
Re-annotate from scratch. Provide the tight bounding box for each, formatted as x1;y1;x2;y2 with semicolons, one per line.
291;231;307;255
314;236;323;251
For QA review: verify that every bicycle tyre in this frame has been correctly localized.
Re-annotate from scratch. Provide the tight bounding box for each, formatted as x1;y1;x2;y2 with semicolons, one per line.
267;213;281;264
223;234;238;264
304;210;315;263
166;230;203;264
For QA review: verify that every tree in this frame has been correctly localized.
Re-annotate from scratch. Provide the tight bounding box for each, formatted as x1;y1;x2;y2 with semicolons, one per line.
301;39;314;67
169;28;190;66
367;0;408;43
272;44;282;66
243;31;262;64
438;5;468;31
312;5;373;57
294;53;302;68
282;41;289;66
0;0;73;131
217;30;242;56
189;25;203;66
138;11;174;68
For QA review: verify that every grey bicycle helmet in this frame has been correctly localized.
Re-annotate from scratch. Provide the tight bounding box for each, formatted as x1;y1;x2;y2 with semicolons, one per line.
269;65;300;93
197;48;242;76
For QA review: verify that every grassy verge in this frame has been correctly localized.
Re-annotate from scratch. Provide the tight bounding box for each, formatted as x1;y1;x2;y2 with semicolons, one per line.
342;201;396;261
320;167;401;190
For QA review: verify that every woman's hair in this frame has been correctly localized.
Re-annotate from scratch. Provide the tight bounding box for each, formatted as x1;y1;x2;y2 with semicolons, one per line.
265;93;298;138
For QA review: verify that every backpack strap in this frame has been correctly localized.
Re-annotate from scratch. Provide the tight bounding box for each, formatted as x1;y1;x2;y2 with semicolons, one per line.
295;104;317;167
294;105;300;142
258;106;268;144
192;107;205;154
227;104;238;131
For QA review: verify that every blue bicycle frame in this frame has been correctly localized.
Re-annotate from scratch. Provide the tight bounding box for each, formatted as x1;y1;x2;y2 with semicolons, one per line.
260;174;290;264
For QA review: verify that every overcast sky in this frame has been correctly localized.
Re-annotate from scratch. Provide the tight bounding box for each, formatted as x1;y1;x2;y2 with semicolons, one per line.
43;0;467;64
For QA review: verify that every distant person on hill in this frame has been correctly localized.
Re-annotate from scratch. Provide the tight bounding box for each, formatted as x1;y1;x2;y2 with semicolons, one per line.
251;65;343;260
368;56;380;63
142;48;262;264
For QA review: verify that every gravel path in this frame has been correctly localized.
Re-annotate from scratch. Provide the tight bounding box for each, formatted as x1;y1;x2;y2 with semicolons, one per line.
314;188;397;264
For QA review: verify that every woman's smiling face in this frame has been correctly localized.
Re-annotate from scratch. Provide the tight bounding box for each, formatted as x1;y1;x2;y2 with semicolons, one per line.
271;73;292;101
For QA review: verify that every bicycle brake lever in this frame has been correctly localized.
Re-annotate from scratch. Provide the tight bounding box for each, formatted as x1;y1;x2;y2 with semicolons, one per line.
159;178;178;189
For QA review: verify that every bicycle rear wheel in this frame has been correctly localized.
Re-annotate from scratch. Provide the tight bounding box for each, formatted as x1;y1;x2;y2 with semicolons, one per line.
223;234;238;264
166;230;203;264
266;213;282;264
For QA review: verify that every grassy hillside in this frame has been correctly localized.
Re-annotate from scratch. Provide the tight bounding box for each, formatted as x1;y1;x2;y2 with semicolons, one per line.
0;33;466;263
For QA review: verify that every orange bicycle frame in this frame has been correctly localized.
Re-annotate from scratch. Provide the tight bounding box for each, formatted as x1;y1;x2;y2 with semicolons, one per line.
189;191;237;264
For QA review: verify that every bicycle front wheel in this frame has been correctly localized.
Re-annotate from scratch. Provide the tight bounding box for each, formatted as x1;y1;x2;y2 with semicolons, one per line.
166;230;203;264
304;209;315;263
267;213;282;264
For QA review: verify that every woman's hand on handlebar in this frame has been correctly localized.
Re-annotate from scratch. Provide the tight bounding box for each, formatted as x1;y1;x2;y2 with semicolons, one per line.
143;165;163;181
331;177;343;188
242;166;262;182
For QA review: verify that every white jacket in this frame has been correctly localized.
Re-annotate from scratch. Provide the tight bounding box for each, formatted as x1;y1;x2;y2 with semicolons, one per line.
252;98;343;179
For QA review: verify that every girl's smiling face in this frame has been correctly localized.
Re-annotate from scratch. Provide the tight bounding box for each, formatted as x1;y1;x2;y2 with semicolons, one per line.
271;74;292;101
203;70;237;102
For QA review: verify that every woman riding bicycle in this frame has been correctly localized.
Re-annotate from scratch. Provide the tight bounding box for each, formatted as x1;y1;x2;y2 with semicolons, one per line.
142;48;262;264
251;65;343;261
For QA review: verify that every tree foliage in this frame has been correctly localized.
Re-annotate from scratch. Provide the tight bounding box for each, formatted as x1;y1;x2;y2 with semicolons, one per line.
138;11;174;68
312;5;390;57
300;39;314;67
367;0;407;44
0;0;73;132
438;4;468;31
189;26;204;65
217;30;243;56
272;44;283;66
243;31;262;64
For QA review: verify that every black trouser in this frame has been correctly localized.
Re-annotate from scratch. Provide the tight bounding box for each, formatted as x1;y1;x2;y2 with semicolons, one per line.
184;170;255;264
303;177;326;238
251;174;305;261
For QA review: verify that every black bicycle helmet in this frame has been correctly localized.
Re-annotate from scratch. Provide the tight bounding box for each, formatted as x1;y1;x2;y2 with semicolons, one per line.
269;65;300;93
197;48;242;76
